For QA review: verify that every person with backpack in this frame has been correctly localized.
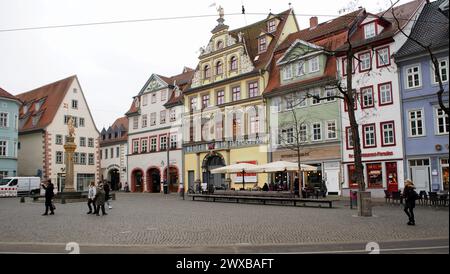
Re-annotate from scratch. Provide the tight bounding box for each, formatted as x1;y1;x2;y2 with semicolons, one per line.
41;179;55;216
403;179;418;226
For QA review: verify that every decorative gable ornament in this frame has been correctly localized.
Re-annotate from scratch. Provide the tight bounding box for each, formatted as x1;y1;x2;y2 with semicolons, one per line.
146;78;163;91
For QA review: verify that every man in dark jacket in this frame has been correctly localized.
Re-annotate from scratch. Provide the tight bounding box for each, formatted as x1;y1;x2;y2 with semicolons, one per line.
42;179;55;216
403;179;418;225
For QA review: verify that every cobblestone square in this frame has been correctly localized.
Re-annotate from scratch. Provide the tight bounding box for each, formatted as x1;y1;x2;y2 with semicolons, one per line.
0;193;448;253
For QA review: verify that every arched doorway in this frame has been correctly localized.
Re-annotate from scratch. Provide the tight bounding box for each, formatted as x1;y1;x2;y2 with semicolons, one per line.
108;168;120;191
163;166;179;192
146;168;161;193
202;152;226;190
131;169;144;192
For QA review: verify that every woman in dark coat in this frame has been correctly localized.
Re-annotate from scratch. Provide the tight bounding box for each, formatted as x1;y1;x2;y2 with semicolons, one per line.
41;179;55;216
403;179;418;225
95;182;107;216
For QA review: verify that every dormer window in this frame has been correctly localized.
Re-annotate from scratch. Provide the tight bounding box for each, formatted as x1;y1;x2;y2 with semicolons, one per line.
23;104;30;114
267;20;276;33
259;36;267;53
216;40;224;50
204;65;211;79
134;98;139;108
364;22;376;39
35;101;42;112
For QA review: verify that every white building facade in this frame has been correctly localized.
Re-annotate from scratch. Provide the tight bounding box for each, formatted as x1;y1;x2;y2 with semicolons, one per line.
100;117;128;190
337;1;425;197
126;69;193;193
16;76;100;192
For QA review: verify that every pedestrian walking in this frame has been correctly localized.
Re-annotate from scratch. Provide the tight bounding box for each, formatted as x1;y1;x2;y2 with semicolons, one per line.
86;181;97;214
104;181;112;209
403;179;418;226
94;182;107;216
41;179;55;216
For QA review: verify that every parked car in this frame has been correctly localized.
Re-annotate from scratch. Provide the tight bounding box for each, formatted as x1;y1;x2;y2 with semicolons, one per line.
0;177;41;196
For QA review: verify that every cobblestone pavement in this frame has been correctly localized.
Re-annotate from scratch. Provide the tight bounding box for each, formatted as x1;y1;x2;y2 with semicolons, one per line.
0;193;448;248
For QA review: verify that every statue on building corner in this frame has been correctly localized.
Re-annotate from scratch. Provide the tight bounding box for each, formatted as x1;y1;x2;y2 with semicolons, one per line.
217;5;224;19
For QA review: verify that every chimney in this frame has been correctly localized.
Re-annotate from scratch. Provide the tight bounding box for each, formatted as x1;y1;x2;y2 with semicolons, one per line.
310;16;318;29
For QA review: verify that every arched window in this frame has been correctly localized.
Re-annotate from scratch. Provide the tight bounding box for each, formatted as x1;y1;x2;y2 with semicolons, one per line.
230;56;238;71
216;40;224;50
204;65;211;79
216;61;223;75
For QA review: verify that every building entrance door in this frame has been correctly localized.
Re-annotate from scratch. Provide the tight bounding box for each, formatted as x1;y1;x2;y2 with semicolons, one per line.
411;167;430;192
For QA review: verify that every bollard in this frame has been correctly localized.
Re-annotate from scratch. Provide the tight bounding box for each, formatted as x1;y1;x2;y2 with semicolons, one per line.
20;196;25;203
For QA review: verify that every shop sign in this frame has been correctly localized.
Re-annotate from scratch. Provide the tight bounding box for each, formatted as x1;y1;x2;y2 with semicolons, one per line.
235;160;257;183
349;151;393;158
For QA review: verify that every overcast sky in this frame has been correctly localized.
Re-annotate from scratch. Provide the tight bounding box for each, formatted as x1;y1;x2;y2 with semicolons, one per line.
0;0;409;130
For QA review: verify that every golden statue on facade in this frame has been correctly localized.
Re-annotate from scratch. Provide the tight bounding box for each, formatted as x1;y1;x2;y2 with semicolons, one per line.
68;116;75;137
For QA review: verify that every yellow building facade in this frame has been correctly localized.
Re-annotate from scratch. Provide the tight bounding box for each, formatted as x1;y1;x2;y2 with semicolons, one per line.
182;9;299;191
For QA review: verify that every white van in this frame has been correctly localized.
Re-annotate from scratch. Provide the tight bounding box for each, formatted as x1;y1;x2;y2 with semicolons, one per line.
0;177;41;195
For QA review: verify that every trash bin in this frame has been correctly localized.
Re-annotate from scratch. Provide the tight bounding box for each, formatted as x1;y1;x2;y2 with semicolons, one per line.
163;184;168;194
350;191;358;209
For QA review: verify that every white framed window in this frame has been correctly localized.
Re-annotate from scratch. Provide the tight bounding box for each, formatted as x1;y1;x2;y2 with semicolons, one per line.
312;122;322;141
381;121;395;146
80;153;86;165
141;139;148;153
346;127;353;149
170;134;177;149
170;109;176;122
285;96;294;110
56;151;63;164
161;90;167;101
73;152;79;164
296;61;305;76
71;100;78;109
160;110;166;124
296;93;307;108
0;112;9;128
311;88;321;105
406;65;421;89
271;98;282;113
142;94;148;106
267;20;277;33
88;138;94;147
435;108;449;135
150;137;157;152
361;86;374;108
364;22;376;39
0;140;7;156
56;135;62;145
408;109;425;137
325;89;336;102
378;82;393;105
133;117;138;129
150;113;156;126
151;92;157;104
142;114;148;128
79;117;85;127
309;56;320;73
80;137;86;147
88;153;95;165
376;47;390;67
285;128;294;144
160;135;167;151
283;64;293;80
132;140;139;154
359;52;371;71
432;58;449;84
326;121;337;139
259;36;267;53
249;115;260;135
299;124;308;142
363;124;376;147
190;97;198;111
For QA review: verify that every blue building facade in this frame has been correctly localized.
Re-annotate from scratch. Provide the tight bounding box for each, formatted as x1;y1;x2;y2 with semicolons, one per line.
0;88;21;178
396;0;449;192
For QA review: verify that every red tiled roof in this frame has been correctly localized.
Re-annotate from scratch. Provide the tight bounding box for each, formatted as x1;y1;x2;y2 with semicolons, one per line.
0;87;21;103
15;75;76;132
276;9;364;53
336;0;424;53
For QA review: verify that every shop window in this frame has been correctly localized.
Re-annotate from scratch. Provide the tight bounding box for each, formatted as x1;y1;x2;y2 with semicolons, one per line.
367;163;383;188
348;165;358;189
